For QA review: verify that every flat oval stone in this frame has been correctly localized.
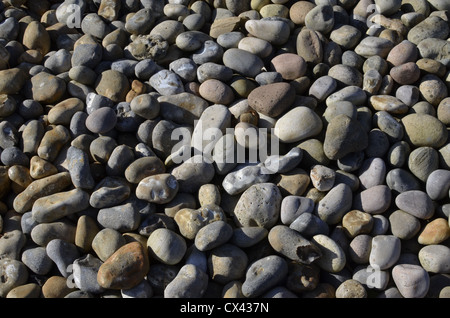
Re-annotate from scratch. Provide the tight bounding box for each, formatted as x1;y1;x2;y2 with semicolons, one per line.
136;173;179;204
32;188;90;223
48;98;85;125
89;177;131;209
97;242;149;290
323;114;368;160
194;220;233;251
402;113;448;148
164;264;208;298
395;190;435;219
85;107;117;134
418;218;450;245
369;235;401;270
233;183;282;229
311;234;346;273
37;125;71;162
147;228;186;265
248;82;295;118
418;244;450;273
171;155;215;193
222;48;264;78
97;202;141;232
389;210;421;240
426;169;450;201
408;146;439;182
245;19;290;46
392;264;430;298
207;243;248;285
316;183;353;225
158;92;209;125
125;156;166;184
370;95;409;114
352;185;392;215
274;106;323;143
241;255;288;298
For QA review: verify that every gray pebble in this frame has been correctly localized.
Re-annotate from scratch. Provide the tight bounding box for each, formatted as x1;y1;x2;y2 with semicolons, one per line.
419;245;450;274
164;264;208;298
280;195;315;225
290;213;329;237
353;185;392;214
30;219;77;247
0;121;19;149
111;59;139;78
106;145;135;177
21;246;53;276
1;146;29;166
89;177;131;209
392;264;430;298
263;147;303;174
0;230;25;260
222;164;270;196
149;69;184;96
73;254;105;294
197;62;233;83
241;255;288;298
369;235;401;270
389;210;421;240
97;202;141;232
171;155;215;193
0;258;28;297
426;169;450;201
222;48;264;78
316;183;353;225
349;234;373;264
148;228;186;265
395;190;435;219
91;228;126;262
67;146;95;189
169;57;197;82
135;59;161;80
71;42;103;69
229;227;268;248
44;49;72;74
194;220;233;251
386;168;421;193
208;243;248;285
46;238;80;278
121;279;154;298
358;157;386;190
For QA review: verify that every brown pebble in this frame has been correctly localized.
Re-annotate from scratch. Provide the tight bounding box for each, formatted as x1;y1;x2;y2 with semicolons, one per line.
418;218;450;245
42;276;76;298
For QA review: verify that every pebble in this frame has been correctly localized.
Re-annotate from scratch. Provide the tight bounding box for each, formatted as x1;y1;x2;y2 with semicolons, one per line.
46;239;80;278
0;258;29;297
222;48;264;78
147;228;186;265
392;264;430;298
418;245;450;273
274;106;323;143
208;243;248;285
335;279;367;298
418;218;450;245
164;264;208;298
369;235;401;270
316;183;353;225
97;242;149;290
395;190;435;219
194;220;233;252
97;202;141;232
389;210;421;240
241;255;288;298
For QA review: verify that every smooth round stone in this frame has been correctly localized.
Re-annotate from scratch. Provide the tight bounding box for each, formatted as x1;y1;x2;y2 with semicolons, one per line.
268;225;322;264
106;145;135;177
358;157;386;190
192;40;223;65
124;156;165;184
97;202;141;232
335;279;367;298
234;183;282;229
328;64;363;87
386;40;418;66
97;242;149;290
129;94;160;121
85;107;117;134
241;255;288;298
390;62;420;85
369;235;401;270
311;234;346;273
386;168;421;193
46;239;80;278
408;16;449;45
27;72;67;104
194;220;233;251
175;30;211;52
197;62;233;83
323;114;368;160
396;190;435;220
337;151;364;173
0;259;28;297
349;234;372;264
417;38;450;67
392;264;430;298
169;58;197;82
375;0;402;15
136;174;179;204
89;177;131;209
419;74;448;106
389;210;421;240
0;68;27;95
158;92;208;125
238;37;273;59
1;146;28;167
31;188;90;223
6;283;41;298
274;106;323;143
208;243;248;285
418;218;450;245
418;245;450;273
369;95;408;114
222;48;264;78
21;246;53;275
396;85;420;106
426;169;450;201
270;53;306;81
316;183;353;225
216;31;245;49
30;219;77;247
171;155;215;193
289;1;315;24
66;146;95;190
309;76;338;102
92;228;126;262
199;79;234;105
230;227;268;248
147;228;186;265
164;264;208;298
44;49;72;74
280;195;315;225
354;36;394;59
353;185;392;215
245;19;290;46
408;146;439;182
402;113;448;148
305;4;334;34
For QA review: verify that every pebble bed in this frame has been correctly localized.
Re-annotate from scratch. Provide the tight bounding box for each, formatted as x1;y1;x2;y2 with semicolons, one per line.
0;0;449;299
